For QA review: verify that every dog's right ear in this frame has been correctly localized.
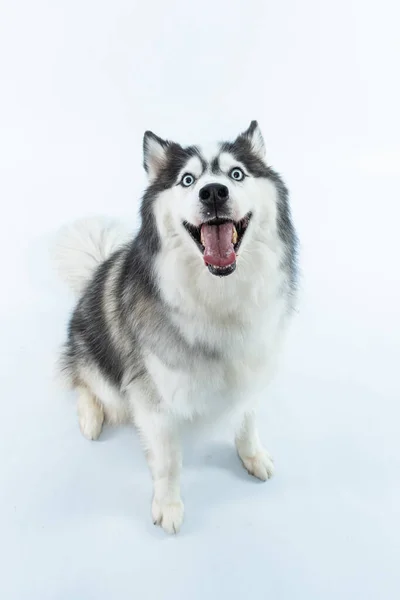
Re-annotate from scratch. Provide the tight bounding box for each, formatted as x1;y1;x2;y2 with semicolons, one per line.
143;131;170;181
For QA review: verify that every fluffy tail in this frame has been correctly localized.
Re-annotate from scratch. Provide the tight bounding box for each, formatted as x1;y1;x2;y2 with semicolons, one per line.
52;217;130;295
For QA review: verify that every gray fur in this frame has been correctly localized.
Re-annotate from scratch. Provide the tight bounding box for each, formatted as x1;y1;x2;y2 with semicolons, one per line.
61;122;297;408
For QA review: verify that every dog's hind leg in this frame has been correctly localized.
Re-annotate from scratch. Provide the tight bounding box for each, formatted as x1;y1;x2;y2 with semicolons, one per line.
77;384;104;441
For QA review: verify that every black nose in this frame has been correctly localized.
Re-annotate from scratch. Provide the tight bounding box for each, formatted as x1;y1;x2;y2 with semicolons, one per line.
199;183;229;210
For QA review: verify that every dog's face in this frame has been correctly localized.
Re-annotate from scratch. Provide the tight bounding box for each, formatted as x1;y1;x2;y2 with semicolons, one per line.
142;121;281;277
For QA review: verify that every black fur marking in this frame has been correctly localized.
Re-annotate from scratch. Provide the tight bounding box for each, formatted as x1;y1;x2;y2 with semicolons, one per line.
63;123;298;393
139;140;207;255
66;251;126;386
211;156;221;174
269;172;298;294
220;137;267;178
144;126;298;295
245;120;260;138
220;126;298;293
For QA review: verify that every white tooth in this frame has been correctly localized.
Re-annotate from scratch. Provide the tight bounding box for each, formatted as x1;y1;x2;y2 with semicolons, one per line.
232;226;238;244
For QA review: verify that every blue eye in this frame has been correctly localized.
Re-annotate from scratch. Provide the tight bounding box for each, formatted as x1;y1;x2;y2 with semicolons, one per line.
181;173;195;187
230;167;245;181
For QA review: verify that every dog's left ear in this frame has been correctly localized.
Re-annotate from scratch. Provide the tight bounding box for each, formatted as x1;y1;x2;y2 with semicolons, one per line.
240;120;265;159
143;131;170;180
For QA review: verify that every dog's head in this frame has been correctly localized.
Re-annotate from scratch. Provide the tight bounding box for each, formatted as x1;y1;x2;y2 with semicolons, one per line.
141;121;294;280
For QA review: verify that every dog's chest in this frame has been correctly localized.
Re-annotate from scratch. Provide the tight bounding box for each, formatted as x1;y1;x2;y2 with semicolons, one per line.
145;313;281;420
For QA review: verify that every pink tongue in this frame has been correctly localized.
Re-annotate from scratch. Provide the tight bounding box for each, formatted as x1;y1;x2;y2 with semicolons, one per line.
201;222;236;268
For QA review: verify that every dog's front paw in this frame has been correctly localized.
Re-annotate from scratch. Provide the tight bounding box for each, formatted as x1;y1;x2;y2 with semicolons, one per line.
239;449;275;481
152;497;184;534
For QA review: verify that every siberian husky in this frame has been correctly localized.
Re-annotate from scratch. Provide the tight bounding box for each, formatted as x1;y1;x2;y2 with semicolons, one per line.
54;121;297;533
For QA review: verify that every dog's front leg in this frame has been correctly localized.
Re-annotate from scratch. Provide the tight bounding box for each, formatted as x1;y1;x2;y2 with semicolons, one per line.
134;403;183;534
235;411;275;481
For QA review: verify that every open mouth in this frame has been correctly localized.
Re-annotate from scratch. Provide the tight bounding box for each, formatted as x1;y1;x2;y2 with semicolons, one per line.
183;213;252;277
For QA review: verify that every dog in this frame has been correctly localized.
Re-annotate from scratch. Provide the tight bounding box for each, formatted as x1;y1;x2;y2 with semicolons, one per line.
54;121;297;534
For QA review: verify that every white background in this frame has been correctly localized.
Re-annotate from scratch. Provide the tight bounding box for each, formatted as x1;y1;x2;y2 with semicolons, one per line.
1;1;399;598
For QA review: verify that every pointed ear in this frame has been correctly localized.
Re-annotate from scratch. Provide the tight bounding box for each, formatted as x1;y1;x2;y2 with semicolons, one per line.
240;120;265;159
143;131;170;180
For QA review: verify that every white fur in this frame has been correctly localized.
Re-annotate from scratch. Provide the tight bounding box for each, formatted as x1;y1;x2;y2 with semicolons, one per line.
52;217;130;295
235;412;274;480
246;122;266;159
142;152;287;531
77;385;104;440
57;144;291;534
144;134;169;181
147;163;287;427
134;396;184;533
